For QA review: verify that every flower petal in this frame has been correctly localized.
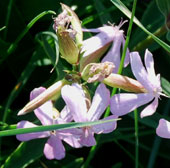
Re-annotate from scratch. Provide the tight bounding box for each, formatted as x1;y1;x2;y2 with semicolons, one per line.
60;106;73;122
44;134;65;160
144;49;161;89
110;93;154;116
30;87;54;125
102;36;121;73
156;119;170;139
92;115;117;134
140;97;158;118
79;128;96;147
82;31;113;57
30;87;46;100
87;83;110;121
144;49;156;78
61;83;88;122
130;52;153;92
60;132;82;148
16;121;50;141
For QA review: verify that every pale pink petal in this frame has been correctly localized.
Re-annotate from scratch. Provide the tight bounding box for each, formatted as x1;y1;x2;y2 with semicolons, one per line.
79;128;96;147
30;87;53;125
156;119;170;139
61;83;88;122
16;121;50;141
82;28;101;33
60;132;82;148
30;87;46;101
144;49;161;89
102;36;121;73
140;98;158;118
44;134;65;160
110;93;154;116
34;102;54;126
82;31;113;57
60;106;73;122
130;52;153;92
92;115;117;134
87;83;110;121
82;26;120;57
144;49;156;78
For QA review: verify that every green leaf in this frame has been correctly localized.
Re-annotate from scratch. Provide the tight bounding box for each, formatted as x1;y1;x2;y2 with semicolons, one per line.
130;0;164;51
161;77;170;96
111;0;170;52
0;39;10;61
156;0;170;17
156;0;170;42
166;31;170;41
35;31;59;73
0;119;118;137
66;157;84;168
1;139;46;168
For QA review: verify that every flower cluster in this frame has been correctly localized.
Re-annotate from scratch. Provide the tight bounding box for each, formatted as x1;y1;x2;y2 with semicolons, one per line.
17;84;117;160
16;4;169;160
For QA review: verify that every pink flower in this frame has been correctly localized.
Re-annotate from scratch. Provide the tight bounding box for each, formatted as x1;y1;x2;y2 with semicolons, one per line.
110;49;164;118
61;83;117;147
80;24;130;72
156;119;170;138
16;87;81;160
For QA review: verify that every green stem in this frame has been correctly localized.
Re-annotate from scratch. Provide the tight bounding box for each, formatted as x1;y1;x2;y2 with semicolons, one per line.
3;0;14;40
118;0;138;75
134;109;139;168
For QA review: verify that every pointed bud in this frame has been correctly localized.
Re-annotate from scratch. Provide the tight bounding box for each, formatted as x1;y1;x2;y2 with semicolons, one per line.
103;73;147;93
18;79;69;115
81;61;115;83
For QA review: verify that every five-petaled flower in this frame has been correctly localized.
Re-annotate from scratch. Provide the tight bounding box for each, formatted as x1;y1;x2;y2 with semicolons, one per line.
61;83;117;146
16;87;82;160
110;49;164;118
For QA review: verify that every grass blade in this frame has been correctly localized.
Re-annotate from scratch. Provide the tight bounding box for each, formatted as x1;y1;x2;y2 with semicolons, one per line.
6;10;56;57
0;119;118;137
111;0;170;52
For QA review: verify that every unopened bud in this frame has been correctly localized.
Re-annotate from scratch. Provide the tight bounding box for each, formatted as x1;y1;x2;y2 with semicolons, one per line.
57;28;80;64
53;4;83;64
82;61;115;83
103;73;147;93
18;79;69;115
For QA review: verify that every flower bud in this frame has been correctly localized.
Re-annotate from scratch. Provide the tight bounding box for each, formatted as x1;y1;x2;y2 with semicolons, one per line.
18;79;69;115
81;61;115;83
103;73;147;93
53;3;83;64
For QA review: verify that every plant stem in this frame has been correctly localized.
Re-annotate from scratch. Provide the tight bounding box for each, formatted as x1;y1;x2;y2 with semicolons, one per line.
3;0;14;40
